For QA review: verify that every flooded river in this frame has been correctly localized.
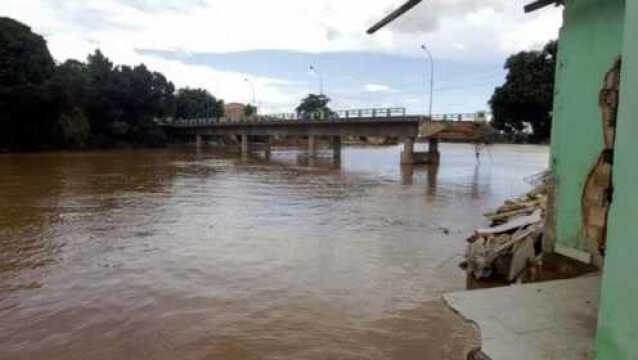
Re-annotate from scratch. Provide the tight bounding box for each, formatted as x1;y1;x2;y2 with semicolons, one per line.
0;143;548;359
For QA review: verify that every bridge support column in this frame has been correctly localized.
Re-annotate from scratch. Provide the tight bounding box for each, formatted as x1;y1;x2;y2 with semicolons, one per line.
264;136;272;160
427;138;441;165
195;134;203;148
332;136;342;160
241;134;251;157
308;135;317;158
401;137;415;165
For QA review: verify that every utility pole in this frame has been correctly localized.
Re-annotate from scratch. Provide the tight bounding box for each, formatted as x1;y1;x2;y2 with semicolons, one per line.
244;77;256;105
421;44;434;119
309;65;323;95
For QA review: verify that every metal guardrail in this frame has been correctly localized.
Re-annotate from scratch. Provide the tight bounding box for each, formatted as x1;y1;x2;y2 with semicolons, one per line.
157;108;491;128
266;107;406;121
430;112;491;122
163;107;411;127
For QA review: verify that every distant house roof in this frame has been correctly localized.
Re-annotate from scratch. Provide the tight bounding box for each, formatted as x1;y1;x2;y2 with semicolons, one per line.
225;103;245;108
367;0;562;34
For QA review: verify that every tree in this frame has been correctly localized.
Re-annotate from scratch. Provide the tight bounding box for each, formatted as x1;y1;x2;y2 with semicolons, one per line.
244;104;257;117
84;50;119;136
0;17;228;150
83;51;176;143
0;17;57;150
489;40;557;143
296;94;334;119
174;88;224;119
48;60;89;111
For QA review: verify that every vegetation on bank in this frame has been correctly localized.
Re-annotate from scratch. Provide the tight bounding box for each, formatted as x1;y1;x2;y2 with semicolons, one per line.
0;17;223;151
490;40;557;144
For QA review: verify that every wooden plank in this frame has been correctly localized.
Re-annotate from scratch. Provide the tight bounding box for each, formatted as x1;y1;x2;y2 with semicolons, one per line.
476;210;543;236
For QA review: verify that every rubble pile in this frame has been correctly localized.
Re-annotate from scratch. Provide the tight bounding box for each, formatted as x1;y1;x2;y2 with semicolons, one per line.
464;172;550;283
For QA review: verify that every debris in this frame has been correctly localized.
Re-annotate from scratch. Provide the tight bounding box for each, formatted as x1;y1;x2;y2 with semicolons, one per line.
464;173;549;283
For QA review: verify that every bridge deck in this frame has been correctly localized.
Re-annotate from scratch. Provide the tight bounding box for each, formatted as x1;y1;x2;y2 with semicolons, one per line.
160;107;488;141
163;117;423;138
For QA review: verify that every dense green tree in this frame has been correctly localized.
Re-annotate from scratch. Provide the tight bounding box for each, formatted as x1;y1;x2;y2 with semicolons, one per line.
83;51;175;144
58;107;90;148
174;88;224;119
489;40;557;143
295;94;334;119
84;50;119;136
0;17;57;150
0;17;230;150
0;17;55;86
48;60;89;111
244;104;257;117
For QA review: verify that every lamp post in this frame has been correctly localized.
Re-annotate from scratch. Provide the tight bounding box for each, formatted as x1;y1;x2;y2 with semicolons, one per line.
244;77;256;106
421;44;434;119
309;65;323;95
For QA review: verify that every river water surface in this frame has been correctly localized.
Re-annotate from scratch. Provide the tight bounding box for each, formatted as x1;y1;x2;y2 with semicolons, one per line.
0;144;548;359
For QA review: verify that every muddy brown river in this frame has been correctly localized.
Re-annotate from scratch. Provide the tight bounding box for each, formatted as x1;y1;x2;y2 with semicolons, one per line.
0;144;548;359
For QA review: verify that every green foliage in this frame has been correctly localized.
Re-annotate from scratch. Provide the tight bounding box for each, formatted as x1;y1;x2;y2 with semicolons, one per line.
84;51;176;138
0;17;232;151
244;104;257;117
489;40;557;143
295;94;334;119
58;108;90;148
0;17;54;86
0;17;57;150
175;88;224;119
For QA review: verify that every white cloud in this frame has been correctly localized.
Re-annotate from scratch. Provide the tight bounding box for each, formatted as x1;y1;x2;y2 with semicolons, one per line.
364;84;396;93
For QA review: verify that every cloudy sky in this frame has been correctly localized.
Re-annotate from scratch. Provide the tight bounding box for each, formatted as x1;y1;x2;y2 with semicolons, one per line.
1;0;562;114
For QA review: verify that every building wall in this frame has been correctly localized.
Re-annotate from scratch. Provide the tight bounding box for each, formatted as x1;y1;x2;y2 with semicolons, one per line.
225;103;246;122
549;0;625;253
596;1;637;358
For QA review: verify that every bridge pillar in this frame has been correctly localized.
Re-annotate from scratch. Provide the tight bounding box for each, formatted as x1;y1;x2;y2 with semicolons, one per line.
241;134;251;157
264;136;272;160
195;134;203;148
332;136;342;160
401;137;415;165
308;135;317;158
427;138;441;164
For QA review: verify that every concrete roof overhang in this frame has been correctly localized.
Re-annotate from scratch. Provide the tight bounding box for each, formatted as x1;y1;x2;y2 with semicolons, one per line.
366;0;563;34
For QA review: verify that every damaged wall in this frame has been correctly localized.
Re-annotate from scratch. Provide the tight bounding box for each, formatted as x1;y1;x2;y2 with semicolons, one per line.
596;0;638;358
548;0;625;254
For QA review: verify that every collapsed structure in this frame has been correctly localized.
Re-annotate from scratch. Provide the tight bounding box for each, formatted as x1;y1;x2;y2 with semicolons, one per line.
465;173;549;283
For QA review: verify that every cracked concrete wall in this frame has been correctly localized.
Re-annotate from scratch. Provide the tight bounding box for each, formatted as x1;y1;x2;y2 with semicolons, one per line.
548;0;625;254
595;0;638;358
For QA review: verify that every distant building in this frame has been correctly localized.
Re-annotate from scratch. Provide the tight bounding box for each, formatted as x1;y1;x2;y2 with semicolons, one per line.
224;103;246;122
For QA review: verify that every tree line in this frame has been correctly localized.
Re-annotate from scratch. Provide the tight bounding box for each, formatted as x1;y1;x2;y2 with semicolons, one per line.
0;17;225;151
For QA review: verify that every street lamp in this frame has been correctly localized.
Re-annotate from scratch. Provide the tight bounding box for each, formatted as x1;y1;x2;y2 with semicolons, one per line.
421;44;434;119
309;65;324;95
244;77;256;106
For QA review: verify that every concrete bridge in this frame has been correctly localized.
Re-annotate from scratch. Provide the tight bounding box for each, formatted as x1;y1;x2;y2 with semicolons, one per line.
160;108;489;165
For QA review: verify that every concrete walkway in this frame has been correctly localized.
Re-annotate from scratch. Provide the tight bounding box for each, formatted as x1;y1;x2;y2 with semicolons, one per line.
444;276;601;360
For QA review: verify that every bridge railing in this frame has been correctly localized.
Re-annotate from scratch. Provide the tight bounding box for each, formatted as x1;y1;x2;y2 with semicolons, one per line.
265;107;407;121
161;108;491;127
430;112;491;122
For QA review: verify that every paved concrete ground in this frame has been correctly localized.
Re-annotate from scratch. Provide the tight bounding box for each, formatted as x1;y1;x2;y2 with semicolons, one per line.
444;276;601;360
